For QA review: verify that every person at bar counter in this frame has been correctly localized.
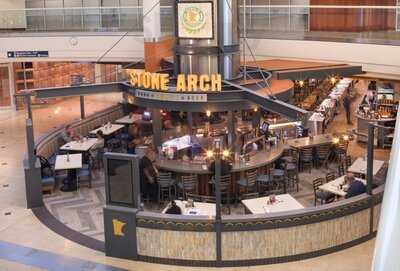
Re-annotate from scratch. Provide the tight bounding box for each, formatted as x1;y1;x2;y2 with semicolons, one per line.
139;148;158;201
345;172;366;198
343;94;352;125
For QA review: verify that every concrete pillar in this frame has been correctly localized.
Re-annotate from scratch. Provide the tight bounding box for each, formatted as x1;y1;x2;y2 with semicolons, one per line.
95;64;102;84
372;110;400;270
143;0;174;72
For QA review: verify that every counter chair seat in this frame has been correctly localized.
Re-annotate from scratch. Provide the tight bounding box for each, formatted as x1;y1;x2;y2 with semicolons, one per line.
313;178;335;206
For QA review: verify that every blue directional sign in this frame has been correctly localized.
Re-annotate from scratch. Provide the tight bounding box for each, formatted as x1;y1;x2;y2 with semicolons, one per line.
7;51;49;58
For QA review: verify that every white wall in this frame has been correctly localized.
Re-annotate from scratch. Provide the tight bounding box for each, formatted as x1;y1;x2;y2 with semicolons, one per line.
0;33;144;63
0;0;26;29
246;38;400;76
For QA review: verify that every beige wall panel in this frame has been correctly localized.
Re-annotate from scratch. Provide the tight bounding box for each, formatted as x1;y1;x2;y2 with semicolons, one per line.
222;209;370;260
137;228;216;260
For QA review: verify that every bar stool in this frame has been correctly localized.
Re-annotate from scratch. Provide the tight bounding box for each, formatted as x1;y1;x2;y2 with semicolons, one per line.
285;158;299;192
271;167;287;193
177;174;198;200
157;172;176;204
299;147;314;173
315;144;331;169
237;169;258;196
213;175;232;214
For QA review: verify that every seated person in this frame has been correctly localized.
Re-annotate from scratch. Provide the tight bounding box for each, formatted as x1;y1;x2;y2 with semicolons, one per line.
140;148;158;201
208;157;232;176
60;124;79;144
89;130;105;161
164;200;182;215
345;172;366;199
127;124;142;154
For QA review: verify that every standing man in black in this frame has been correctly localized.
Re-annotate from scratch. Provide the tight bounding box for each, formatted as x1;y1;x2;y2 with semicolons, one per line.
343;95;352;125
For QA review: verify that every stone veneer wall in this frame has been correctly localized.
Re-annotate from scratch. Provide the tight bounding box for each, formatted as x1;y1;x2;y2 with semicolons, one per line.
221;209;370;260
136;228;216;260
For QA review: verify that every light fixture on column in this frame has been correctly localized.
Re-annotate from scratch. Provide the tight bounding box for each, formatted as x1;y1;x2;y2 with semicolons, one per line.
330;76;336;85
206;110;212;117
299;80;304;88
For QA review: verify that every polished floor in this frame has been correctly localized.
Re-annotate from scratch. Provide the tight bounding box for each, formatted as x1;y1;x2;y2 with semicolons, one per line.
0;84;391;270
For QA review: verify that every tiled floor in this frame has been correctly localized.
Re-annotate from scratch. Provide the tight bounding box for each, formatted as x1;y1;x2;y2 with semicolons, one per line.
0;85;392;271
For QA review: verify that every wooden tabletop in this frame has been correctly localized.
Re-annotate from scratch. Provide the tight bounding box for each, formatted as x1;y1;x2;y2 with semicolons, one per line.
348;158;385;176
54;154;82;170
319;176;366;197
287;134;333;149
60;138;98;152
162;200;215;216
115;114;142;125
90;124;124;136
241;194;304;214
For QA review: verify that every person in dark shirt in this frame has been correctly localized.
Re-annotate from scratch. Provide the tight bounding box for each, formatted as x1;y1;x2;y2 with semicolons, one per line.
139;148;158;201
345;173;366;198
208;158;232;175
343;95;352;125
165;200;182;215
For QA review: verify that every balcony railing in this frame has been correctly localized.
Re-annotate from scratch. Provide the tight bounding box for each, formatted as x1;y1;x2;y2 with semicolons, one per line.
0;5;400;45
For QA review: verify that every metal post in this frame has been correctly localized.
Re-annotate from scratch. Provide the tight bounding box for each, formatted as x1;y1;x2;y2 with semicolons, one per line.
227;111;235;148
187;112;193;135
25;95;33;120
366;124;374;195
214;145;222;265
152;109;162;150
80;96;85;119
243;0;247;81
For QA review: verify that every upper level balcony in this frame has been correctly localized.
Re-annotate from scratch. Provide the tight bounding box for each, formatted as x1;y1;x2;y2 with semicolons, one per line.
1;2;400;46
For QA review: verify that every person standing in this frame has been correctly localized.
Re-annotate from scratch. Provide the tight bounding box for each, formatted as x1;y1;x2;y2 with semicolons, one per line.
343;95;352;125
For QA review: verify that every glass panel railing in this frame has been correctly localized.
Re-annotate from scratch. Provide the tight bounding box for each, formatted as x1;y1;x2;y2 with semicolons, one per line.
1;5;400;45
240;4;400;45
1;7;143;32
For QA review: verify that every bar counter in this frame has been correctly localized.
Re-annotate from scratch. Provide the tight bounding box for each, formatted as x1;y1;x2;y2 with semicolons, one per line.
155;144;285;174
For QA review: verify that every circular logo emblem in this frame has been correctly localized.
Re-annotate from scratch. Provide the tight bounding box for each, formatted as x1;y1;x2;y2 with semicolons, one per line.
181;7;206;33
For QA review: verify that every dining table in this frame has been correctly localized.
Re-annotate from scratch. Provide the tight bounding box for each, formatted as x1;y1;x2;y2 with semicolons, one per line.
55;153;82;192
115;114;142;125
347;157;385;176
60;138;98;152
162;200;215;216
287;134;333;149
241;194;304;214
90;124;124;136
319;176;367;197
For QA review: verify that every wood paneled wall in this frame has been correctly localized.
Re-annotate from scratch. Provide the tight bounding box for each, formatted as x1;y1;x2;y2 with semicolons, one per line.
310;0;396;32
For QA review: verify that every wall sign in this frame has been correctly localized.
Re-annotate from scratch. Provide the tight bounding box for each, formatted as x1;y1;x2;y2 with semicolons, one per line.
177;1;214;39
129;70;221;92
136;89;208;102
7;51;49;58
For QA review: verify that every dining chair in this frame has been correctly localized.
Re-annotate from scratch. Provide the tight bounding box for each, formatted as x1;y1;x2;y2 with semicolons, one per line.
313;178;335;206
